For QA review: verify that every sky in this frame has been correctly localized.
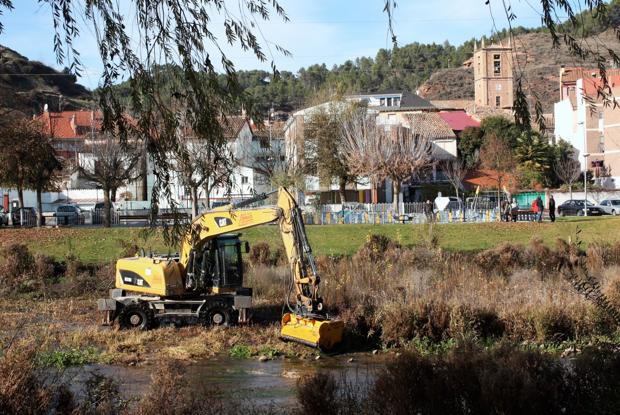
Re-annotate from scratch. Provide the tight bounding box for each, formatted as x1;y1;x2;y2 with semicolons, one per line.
0;0;554;89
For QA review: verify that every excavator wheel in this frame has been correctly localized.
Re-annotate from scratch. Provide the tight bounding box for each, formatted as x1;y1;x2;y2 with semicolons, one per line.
118;303;154;330
200;301;237;327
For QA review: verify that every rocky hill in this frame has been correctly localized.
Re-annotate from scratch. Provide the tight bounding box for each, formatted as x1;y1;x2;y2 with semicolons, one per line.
418;30;620;113
0;45;92;118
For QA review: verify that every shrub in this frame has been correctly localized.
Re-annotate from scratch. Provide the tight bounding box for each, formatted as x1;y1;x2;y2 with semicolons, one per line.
136;361;225;415
474;243;524;278
534;307;575;342
0;243;34;290
297;373;339;415
248;242;272;267
76;371;127;414
354;234;401;263
0;343;74;414
526;237;562;278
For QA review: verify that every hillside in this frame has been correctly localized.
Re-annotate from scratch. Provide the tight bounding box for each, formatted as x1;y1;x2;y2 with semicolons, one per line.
0;45;92;118
418;30;620;112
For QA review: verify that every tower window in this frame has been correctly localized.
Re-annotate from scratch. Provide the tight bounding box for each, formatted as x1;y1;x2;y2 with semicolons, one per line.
493;54;501;75
495;96;501;107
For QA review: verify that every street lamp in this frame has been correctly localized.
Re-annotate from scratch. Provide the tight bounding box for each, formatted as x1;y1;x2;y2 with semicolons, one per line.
578;120;589;217
584;150;590;216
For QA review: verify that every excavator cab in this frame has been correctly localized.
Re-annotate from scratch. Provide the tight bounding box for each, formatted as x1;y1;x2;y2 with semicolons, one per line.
186;234;246;292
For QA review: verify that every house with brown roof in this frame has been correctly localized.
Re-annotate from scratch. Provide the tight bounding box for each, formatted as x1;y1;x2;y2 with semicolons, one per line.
283;92;458;203
35;108;103;164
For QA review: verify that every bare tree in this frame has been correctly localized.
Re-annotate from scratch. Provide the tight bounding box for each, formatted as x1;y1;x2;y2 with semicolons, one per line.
341;110;386;204
382;124;433;214
174;132;233;218
441;158;467;201
554;156;581;199
342;110;434;213
78;135;141;227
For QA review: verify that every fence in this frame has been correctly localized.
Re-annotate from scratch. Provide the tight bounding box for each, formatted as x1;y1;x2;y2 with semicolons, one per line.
303;203;503;225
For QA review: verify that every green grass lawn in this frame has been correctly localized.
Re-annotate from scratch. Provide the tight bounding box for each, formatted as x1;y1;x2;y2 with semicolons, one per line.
2;216;620;263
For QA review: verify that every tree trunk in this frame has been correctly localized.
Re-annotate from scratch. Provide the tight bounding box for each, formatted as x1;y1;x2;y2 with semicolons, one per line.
392;180;401;216
103;189;111;228
204;182;211;210
17;187;24;208
36;187;43;227
338;177;347;205
191;185;199;219
140;152;148;201
569;184;573;200
111;187;117;203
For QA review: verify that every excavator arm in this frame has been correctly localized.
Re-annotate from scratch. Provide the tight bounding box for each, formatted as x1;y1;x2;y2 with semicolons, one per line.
184;187;343;348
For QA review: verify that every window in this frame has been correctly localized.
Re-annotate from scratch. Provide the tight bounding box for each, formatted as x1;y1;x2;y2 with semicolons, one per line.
495;96;501;107
493;54;501;75
241;176;248;184
394;97;400;107
380;98;385;106
387;97;392;106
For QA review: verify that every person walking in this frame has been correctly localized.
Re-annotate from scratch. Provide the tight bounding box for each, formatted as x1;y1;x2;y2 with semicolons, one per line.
424;200;433;223
503;200;511;222
535;196;544;222
511;199;518;222
531;199;538;222
548;195;556;222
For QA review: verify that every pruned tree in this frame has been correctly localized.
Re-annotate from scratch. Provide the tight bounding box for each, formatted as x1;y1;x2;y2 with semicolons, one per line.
341;110;386;204
341;110;434;213
382;124;434;214
441;158;467;201
479;134;516;209
554;155;582;199
78;135;141;227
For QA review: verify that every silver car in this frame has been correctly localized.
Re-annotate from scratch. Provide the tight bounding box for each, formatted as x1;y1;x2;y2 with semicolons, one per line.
598;199;620;216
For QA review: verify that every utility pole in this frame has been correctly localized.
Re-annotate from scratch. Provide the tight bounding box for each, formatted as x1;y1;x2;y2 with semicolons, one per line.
579;121;589;216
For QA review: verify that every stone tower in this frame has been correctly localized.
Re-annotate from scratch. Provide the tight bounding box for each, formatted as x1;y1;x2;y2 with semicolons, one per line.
473;39;513;109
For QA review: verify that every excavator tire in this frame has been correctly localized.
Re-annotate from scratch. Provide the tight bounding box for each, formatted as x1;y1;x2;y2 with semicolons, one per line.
200;301;237;327
118;302;154;330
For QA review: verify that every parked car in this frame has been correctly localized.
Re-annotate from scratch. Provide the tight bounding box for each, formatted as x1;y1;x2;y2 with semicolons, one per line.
557;200;604;216
11;207;38;226
0;211;8;226
597;199;620;216
45;204;85;225
92;202;115;224
446;196;463;211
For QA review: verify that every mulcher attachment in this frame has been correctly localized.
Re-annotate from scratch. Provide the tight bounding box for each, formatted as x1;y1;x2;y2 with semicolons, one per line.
280;312;344;350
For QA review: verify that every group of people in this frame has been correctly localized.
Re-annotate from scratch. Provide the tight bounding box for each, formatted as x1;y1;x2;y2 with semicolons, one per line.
501;195;556;223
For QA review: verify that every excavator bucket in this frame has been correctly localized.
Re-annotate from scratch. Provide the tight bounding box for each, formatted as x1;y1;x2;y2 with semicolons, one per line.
280;313;344;350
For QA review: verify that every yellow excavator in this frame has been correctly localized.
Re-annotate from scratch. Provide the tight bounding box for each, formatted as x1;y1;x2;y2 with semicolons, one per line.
97;187;344;350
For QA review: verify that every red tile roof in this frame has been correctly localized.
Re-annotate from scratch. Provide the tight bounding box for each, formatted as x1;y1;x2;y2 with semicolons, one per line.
35;110;103;140
438;111;480;132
